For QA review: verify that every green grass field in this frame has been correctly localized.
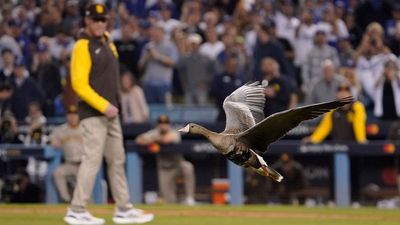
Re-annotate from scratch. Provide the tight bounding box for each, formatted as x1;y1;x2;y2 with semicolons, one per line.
0;204;399;225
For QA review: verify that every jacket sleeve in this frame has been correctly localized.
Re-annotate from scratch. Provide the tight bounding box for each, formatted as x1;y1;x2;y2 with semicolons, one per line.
70;39;109;113
352;102;367;143
310;112;333;143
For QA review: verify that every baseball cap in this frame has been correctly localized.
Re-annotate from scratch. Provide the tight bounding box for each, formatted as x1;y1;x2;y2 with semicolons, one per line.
67;105;78;114
157;115;170;124
85;3;108;20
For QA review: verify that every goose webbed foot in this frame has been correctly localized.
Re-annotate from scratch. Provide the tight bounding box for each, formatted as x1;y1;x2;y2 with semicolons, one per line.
251;150;283;182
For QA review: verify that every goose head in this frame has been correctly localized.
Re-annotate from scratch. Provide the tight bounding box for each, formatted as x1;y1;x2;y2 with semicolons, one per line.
179;123;202;134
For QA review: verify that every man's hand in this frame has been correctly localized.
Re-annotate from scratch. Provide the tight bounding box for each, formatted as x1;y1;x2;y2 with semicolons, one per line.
104;103;119;119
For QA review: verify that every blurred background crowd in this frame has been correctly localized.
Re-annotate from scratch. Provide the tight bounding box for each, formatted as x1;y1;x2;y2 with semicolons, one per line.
0;0;400;206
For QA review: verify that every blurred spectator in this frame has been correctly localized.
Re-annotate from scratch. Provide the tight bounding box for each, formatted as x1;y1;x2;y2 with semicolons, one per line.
210;55;244;121
146;1;178;19
271;153;307;204
371;59;400;121
199;11;224;35
317;3;349;45
253;23;291;80
24;102;47;145
114;22;143;77
0;111;19;144
199;27;225;60
138;24;178;104
50;106;83;203
294;9;317;70
135;115;196;205
38;0;62;37
343;11;363;48
261;57;294;117
268;20;297;87
306;59;345;104
61;0;81;34
0;49;15;83
47;28;75;61
354;23;392;102
120;71;149;123
0;23;22;68
337;38;355;67
340;66;362;99
274;0;300;47
8;19;31;66
177;33;216;105
9;59;44;120
304;83;367;144
301;29;339;92
386;3;400;36
158;3;182;37
0;82;12;117
31;44;62;116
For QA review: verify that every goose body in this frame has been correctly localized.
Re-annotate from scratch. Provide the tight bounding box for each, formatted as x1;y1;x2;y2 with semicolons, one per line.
179;81;354;182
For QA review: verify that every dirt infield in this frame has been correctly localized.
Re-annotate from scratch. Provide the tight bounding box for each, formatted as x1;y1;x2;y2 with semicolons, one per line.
0;205;400;223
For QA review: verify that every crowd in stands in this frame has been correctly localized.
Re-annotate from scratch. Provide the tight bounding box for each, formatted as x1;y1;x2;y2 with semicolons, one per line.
0;0;400;141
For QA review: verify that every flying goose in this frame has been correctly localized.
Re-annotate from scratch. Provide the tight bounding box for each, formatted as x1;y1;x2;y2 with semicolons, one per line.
179;81;353;182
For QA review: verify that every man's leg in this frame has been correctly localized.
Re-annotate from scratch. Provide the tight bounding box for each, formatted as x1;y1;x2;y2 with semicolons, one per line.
53;164;79;202
103;117;131;209
180;161;195;203
104;117;154;224
70;117;107;211
158;166;178;203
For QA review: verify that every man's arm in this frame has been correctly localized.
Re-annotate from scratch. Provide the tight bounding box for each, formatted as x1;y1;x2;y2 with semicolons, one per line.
70;39;110;113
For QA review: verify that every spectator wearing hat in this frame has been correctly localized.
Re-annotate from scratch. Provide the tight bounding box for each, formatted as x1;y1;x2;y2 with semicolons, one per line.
337;37;355;68
138;24;178;104
371;59;400;120
386;3;400;37
65;3;154;225
271;153;307;204
9;58;44;120
31;43;62;116
0;49;15;83
119;70;149;123
304;83;367;144
50;106;83;203
177;33;216;105
135;115;196;205
305;59;346;104
301;28;339;92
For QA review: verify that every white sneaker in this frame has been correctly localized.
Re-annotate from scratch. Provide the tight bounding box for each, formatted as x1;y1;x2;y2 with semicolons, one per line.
64;208;105;225
183;197;196;206
112;208;154;224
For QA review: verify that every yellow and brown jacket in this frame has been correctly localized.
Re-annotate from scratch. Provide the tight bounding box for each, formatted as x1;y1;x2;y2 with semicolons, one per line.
70;32;119;119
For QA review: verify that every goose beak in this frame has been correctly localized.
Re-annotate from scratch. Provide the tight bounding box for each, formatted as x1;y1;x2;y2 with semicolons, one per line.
178;125;190;133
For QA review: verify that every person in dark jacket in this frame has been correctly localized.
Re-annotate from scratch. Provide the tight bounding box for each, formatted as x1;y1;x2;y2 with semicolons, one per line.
9;59;44;120
261;57;294;117
253;23;292;80
210;55;244;121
